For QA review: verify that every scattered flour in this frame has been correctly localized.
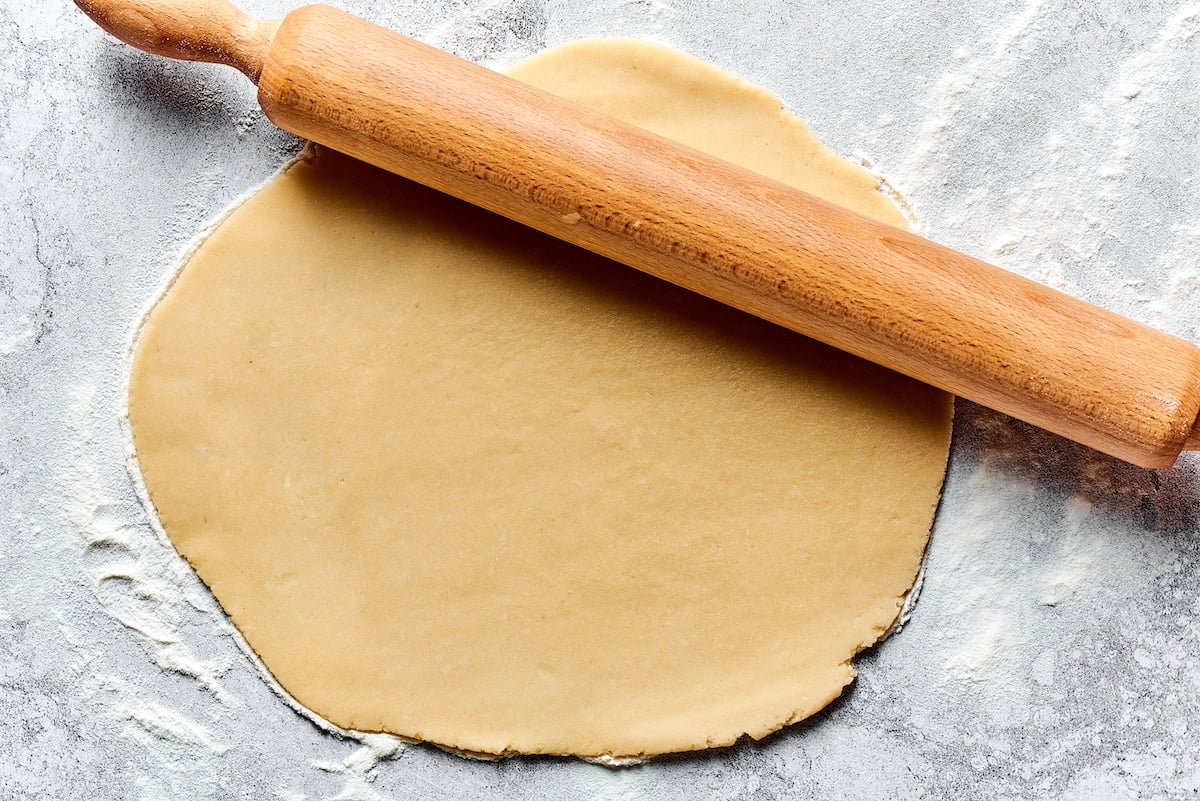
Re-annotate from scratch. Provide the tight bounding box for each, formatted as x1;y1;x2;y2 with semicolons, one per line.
8;0;1200;797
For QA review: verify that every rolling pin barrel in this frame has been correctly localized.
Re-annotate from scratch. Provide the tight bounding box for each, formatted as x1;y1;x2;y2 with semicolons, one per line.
76;0;1200;468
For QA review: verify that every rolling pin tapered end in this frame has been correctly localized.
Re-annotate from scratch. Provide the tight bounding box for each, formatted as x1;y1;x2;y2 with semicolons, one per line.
75;0;279;81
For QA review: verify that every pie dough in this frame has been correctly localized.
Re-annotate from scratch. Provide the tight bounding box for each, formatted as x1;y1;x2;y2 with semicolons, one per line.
128;39;952;758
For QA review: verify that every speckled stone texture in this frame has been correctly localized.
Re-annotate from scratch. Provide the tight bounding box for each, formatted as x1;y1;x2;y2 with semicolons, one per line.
5;1;1200;798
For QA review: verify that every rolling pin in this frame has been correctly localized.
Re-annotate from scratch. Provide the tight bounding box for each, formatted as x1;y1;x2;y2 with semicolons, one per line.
76;0;1200;469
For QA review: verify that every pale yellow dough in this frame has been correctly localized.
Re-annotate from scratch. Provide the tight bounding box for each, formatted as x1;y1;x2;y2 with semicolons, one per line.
129;39;952;757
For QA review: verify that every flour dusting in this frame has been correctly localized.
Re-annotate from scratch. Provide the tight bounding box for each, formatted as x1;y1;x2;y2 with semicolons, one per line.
7;0;1200;797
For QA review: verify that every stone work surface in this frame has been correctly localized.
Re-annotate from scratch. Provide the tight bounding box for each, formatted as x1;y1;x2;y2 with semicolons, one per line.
4;1;1200;798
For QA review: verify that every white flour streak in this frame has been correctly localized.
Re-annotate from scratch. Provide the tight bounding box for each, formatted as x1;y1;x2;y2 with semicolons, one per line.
124;702;229;756
1040;496;1096;606
313;733;408;801
65;385;236;703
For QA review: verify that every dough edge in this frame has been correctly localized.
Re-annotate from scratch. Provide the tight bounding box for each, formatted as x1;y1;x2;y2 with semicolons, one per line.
121;38;953;761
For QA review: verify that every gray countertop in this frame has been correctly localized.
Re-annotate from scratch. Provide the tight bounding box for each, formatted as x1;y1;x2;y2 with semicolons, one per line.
5;1;1200;798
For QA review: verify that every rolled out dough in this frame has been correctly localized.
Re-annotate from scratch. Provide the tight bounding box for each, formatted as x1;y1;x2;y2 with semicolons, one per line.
128;39;952;757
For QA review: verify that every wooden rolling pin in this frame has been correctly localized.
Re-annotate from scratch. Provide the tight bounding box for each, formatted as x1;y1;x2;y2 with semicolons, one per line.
76;0;1200;469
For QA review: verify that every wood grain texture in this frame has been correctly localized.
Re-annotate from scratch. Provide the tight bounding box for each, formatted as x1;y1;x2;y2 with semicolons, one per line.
255;5;1200;468
74;0;279;80
73;1;1200;468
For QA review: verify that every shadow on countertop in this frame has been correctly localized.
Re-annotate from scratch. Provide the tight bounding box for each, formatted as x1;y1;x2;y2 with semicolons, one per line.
947;399;1200;537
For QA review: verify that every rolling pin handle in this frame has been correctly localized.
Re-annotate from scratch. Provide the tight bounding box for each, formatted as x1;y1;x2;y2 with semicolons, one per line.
74;0;279;82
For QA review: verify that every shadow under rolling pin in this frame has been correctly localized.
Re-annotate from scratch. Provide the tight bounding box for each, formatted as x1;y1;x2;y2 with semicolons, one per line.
75;0;1200;469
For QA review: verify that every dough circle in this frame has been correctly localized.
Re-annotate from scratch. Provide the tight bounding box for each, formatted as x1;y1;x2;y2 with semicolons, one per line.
129;39;952;758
